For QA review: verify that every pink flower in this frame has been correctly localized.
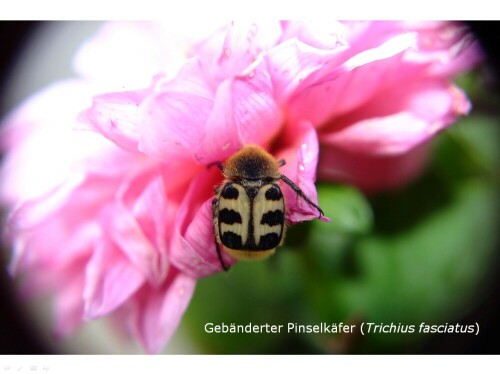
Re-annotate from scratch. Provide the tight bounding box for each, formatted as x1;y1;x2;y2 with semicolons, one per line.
0;21;478;353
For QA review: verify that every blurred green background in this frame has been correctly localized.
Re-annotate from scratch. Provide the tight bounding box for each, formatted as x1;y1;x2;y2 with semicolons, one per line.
181;70;500;354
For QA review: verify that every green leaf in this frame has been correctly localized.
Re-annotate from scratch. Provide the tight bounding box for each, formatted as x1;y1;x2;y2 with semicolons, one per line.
316;184;373;236
295;184;374;282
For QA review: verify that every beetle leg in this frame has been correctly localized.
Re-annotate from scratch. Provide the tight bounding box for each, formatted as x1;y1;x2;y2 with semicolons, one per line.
280;174;324;218
215;240;229;271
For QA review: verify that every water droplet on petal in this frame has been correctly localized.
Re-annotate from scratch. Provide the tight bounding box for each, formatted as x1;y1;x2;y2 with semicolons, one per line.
299;164;305;172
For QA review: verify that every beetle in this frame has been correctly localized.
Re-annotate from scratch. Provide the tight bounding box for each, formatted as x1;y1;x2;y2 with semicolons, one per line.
212;144;324;270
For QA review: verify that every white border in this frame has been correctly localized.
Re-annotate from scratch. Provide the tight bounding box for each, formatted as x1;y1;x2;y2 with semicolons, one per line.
1;0;498;20
1;355;499;374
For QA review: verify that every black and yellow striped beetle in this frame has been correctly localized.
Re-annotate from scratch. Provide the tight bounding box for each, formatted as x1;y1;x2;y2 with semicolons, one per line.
212;145;324;270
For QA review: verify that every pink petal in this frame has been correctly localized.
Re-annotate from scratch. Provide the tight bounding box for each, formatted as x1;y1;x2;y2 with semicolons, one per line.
318;141;431;193
7;172;87;233
6;172;117;275
403;21;484;77
53;266;86;338
158;160;203;194
173;198;237;277
83;238;144;319
277;123;329;223
170;169;235;277
105;194;169;287
8;218;99;282
340;21;482;78
266;38;349;104
320;82;470;155
138;58;215;161
194;63;283;165
287;32;418;127
129;175;169;274
129;271;196;354
78;84;156;153
280;21;347;50
427;38;484;77
0;80;124;205
7;171;118;235
341;21;399;45
193;21;282;86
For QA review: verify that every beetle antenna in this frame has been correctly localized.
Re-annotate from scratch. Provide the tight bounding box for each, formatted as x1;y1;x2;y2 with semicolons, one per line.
280;174;324;218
